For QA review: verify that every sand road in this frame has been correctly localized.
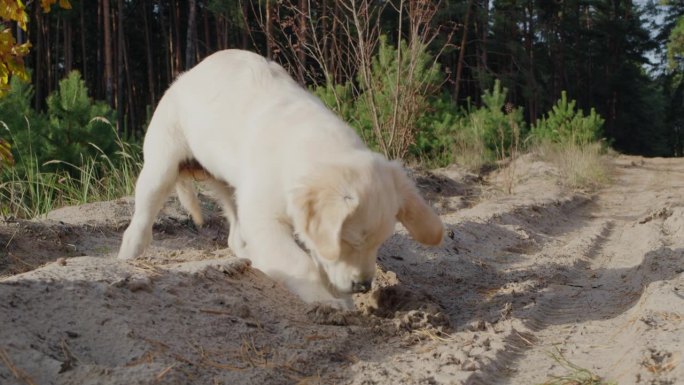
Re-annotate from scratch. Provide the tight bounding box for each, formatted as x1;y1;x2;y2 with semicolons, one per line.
0;155;682;384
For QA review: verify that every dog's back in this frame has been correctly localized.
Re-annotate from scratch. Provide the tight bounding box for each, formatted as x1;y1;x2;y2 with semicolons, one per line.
152;50;360;186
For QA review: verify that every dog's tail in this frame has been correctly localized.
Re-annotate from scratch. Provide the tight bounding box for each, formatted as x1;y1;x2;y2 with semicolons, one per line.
176;179;204;227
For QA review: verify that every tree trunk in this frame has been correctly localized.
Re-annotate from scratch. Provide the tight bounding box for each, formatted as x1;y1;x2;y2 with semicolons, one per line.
331;0;340;82
214;16;221;50
186;0;197;69
265;0;272;59
96;0;102;98
241;1;249;49
525;0;537;122
103;0;114;106
160;1;172;83
479;0;488;77
64;17;73;75
123;38;136;137
143;0;156;106
34;5;45;109
48;16;54;94
321;0;329;77
116;0;125;134
557;2;566;97
454;0;474;103
80;0;87;82
172;0;182;76
203;5;211;56
297;0;308;83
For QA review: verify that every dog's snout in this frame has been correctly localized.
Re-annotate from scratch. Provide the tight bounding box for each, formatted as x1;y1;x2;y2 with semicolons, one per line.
351;279;373;293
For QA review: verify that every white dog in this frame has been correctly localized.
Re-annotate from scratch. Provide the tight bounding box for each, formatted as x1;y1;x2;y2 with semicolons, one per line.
118;50;443;307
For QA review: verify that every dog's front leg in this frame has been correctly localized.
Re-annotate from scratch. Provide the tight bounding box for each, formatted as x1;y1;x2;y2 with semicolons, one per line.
237;196;352;309
244;221;352;309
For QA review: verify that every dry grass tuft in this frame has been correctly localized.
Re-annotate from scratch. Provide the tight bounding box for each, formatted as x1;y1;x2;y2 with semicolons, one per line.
534;140;612;191
539;348;617;385
412;328;454;343
236;335;272;368
290;372;324;385
454;132;491;172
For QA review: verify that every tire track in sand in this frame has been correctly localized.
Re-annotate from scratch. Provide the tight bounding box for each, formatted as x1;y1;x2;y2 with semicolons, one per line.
469;157;684;385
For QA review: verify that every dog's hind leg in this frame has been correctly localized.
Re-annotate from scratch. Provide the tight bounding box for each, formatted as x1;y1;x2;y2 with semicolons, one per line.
118;150;183;260
118;162;180;260
204;178;248;259
118;99;188;260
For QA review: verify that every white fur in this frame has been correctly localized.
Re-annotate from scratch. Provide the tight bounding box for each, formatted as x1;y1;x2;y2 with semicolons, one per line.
118;50;444;308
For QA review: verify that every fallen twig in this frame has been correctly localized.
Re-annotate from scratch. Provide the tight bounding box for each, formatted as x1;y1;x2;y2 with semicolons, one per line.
0;347;37;385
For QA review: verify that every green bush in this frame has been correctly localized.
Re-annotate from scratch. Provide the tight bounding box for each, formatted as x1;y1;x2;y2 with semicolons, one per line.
530;91;604;145
411;93;461;166
0;71;141;218
355;36;443;159
0;78;49;173
1;71;117;176
45;71;117;172
449;80;525;170
311;80;356;130
314;68;527;169
313;36;458;164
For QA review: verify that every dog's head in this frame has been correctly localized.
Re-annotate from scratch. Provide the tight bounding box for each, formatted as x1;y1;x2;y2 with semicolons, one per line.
289;153;443;296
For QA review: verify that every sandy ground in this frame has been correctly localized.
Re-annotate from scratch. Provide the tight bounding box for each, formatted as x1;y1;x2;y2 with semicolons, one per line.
0;154;682;385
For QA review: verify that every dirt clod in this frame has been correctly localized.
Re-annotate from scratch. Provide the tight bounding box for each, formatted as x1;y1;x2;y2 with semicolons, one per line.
306;304;361;326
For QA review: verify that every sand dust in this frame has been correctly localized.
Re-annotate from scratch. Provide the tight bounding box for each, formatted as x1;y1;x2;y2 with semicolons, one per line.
1;154;682;384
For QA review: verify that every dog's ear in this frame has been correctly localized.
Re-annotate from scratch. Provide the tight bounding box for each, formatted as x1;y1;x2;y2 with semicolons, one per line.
290;176;359;261
390;162;444;246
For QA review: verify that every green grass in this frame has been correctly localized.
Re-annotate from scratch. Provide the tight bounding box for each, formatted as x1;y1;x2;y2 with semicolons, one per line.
0;125;141;219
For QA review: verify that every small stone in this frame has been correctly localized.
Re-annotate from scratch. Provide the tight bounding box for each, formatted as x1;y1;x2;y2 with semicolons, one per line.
110;277;128;288
482;337;491;350
467;319;487;332
66;331;80;338
127;276;152;292
461;359;479;371
442;351;467;366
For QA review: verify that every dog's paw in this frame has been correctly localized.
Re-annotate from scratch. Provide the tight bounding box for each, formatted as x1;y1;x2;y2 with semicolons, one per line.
118;227;152;261
289;284;355;310
116;239;143;260
116;248;137;261
117;241;145;261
